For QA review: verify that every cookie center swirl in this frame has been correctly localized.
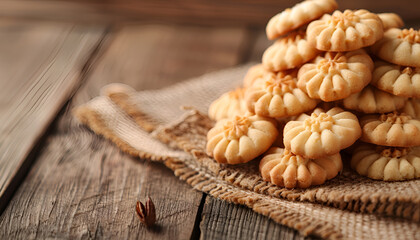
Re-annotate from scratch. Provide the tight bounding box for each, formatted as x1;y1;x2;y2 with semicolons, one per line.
223;116;252;140
329;10;360;28
264;74;297;95
398;28;420;44
317;53;348;74
379;147;410;158
282;149;309;165
304;112;335;132
379;112;411;124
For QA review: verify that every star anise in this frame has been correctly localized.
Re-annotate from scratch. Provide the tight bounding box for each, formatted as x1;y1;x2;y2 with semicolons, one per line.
136;197;156;227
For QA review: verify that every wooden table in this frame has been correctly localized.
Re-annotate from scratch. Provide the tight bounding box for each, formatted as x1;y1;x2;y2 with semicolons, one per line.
0;1;419;239
0;20;316;239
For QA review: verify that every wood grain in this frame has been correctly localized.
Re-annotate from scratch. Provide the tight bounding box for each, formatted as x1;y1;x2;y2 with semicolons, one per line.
0;24;249;239
200;198;317;240
1;0;420;26
85;25;248;90
0;0;294;26
0;21;105;213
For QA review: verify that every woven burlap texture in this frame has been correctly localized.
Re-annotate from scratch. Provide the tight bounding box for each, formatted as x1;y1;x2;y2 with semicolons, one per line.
73;64;420;240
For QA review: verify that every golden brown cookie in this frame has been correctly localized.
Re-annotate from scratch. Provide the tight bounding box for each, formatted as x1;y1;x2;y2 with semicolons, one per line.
284;107;361;158
206;115;278;164
307;9;383;51
371;28;420;68
378;13;404;30
262;31;320;71
342;85;406;114
260;147;342;188
208;88;248;121
246;70;318;118
402;98;420;119
266;0;338;40
360;112;420;147
372;61;420;98
351;143;420;181
297;50;373;101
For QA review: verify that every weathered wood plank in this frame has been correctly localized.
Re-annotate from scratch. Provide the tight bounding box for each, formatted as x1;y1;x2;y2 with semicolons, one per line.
1;0;420;26
0;0;291;26
0;24;249;239
0;0;290;26
200;198;318;240
85;25;248;90
0;21;105;212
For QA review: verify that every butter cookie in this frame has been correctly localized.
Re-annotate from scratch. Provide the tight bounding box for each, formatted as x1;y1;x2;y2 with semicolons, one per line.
351;144;420;181
371;28;420;68
284;107;361;158
263;31;320;71
266;0;337;40
307;9;383;51
342;85;406;113
372;61;420;97
246;71;318;118
208;88;248;121
207;115;278;164
360;112;420;147
260;147;342;188
297;50;373;101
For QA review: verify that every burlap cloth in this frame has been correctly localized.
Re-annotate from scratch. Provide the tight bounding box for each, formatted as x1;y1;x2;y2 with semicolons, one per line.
73;64;420;240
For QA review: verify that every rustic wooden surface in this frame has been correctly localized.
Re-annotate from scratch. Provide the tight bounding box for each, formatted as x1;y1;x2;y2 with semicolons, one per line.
0;21;105;213
1;0;420;26
1;1;420;239
0;22;314;239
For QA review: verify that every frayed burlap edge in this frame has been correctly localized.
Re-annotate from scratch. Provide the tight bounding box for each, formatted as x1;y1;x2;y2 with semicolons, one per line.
72;103;344;240
107;91;159;133
103;89;420;222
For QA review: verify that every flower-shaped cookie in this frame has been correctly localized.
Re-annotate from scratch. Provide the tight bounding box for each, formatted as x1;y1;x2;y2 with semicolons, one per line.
351;144;420;181
206;115;278;164
402;98;420;119
246;71;318;118
360;112;420;147
342;85;406;113
208;88;248;121
378;13;404;30
266;0;338;40
372;61;420;98
307;9;383;51
297;50;373;101
371;28;420;68
262;31;320;71
260;147;342;188
243;64;273;88
284;107;361;158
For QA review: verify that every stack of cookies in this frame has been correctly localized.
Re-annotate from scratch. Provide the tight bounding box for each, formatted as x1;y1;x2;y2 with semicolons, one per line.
206;0;420;188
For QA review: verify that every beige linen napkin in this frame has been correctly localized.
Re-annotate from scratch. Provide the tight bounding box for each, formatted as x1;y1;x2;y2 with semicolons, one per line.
73;64;420;240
